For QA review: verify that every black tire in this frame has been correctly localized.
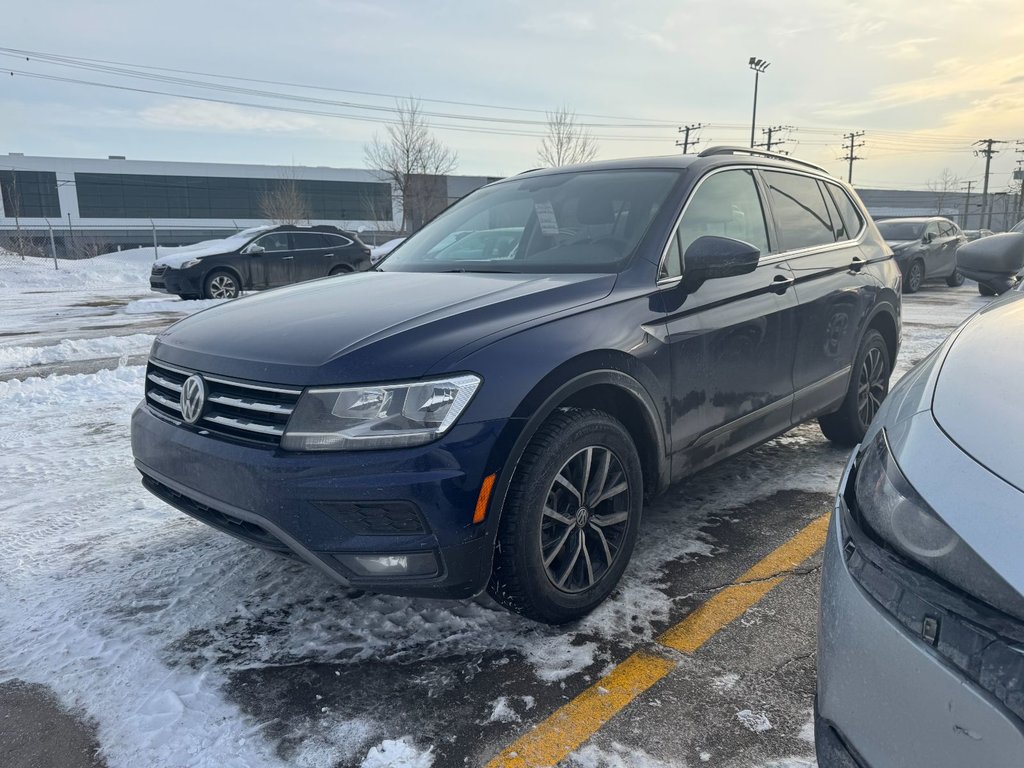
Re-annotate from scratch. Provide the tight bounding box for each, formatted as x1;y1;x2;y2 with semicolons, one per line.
904;260;924;293
819;329;891;446
488;409;643;624
203;270;240;299
946;269;965;287
177;293;202;301
328;265;352;276
979;282;997;296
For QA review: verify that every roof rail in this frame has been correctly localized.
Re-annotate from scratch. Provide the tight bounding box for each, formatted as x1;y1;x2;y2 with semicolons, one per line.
697;146;829;175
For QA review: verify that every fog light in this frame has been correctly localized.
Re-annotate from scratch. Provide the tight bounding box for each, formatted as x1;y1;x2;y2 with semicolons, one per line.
335;551;438;578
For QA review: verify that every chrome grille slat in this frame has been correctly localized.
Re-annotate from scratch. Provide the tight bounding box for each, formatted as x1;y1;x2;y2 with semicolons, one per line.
144;358;301;446
148;371;182;393
202;414;285;436
147;389;182;412
206;394;294;416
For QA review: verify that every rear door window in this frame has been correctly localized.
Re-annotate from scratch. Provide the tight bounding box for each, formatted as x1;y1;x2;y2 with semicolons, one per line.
817;180;848;241
761;171;836;251
323;233;353;249
291;232;327;250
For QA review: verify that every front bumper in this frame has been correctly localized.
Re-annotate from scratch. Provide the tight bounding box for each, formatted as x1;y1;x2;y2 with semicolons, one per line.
816;451;1024;768
131;402;522;598
150;269;202;296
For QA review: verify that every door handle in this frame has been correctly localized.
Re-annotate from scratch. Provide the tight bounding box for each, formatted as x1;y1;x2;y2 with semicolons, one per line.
282;256;295;260
850;256;867;272
769;275;794;294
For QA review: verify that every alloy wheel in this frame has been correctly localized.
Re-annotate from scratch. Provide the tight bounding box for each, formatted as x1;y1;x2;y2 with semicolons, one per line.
539;445;632;594
907;263;923;292
856;346;887;428
209;275;238;299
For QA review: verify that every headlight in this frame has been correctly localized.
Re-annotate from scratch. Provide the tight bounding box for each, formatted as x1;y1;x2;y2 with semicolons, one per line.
179;258;202;269
854;430;1024;620
280;374;481;451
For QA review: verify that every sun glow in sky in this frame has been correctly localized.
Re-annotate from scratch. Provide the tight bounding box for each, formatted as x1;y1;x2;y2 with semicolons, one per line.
2;0;1022;190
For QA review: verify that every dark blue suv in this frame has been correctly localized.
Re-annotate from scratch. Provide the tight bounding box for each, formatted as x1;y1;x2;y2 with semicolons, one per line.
131;148;901;623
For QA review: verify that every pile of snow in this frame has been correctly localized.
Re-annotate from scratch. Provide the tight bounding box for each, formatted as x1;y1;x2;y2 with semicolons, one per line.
360;737;434;768
0;333;155;372
370;237;405;264
0;254;151;291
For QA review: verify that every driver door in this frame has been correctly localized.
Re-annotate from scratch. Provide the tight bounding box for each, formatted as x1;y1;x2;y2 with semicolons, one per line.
247;231;292;287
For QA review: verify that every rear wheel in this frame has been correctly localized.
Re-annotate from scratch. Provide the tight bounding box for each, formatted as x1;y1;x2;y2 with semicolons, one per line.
204;270;240;299
904;260;924;293
328;265;352;276
488;409;643;624
819;329;891;446
946;269;965;287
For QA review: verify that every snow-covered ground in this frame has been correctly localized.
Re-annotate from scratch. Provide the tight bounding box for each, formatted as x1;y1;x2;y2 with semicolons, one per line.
0;264;992;767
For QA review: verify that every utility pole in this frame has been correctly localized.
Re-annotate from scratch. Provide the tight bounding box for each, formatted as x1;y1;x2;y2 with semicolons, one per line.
841;131;866;184
961;180;974;229
755;125;789;153
748;57;770;148
974;138;1008;230
676;123;703;154
1016;144;1024;222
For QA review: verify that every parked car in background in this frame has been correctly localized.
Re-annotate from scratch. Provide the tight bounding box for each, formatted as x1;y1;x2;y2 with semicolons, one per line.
132;147;901;624
150;224;372;299
963;228;995;241
875;216;967;293
817;292;1024;768
957;219;1024;295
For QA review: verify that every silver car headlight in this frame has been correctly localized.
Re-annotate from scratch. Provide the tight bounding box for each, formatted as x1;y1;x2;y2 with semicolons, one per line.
281;374;481;451
854;430;1024;620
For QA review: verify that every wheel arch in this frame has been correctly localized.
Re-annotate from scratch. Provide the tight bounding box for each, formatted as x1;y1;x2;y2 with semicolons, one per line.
864;302;899;369
202;265;245;294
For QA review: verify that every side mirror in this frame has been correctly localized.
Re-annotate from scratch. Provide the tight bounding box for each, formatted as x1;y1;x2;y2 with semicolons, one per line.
922;233;934;244
682;236;760;292
245;244;266;255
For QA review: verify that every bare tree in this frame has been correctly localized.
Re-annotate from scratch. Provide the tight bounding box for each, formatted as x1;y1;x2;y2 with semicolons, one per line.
538;106;599;168
928;168;960;216
258;168;311;224
364;99;458;233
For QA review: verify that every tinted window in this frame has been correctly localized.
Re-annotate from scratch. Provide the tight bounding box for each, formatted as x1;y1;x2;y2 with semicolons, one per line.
826;183;864;239
291;232;326;249
817;180;847;241
324;233;353;247
925;222;940;239
661;169;769;280
381;169;681;274
0;170;61;218
253;232;289;251
762;171;835;250
876;220;924;240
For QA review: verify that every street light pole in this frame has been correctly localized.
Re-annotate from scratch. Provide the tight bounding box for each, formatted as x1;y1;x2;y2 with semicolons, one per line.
749;57;770;149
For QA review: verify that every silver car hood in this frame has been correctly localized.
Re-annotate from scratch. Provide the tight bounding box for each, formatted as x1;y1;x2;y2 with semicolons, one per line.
932;294;1024;492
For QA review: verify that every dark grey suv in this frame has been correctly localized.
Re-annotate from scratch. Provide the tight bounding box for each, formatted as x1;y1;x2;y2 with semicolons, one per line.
875;216;967;293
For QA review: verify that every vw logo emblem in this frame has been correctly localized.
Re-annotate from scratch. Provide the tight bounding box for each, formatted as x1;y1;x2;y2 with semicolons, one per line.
179;374;207;424
575;507;590;528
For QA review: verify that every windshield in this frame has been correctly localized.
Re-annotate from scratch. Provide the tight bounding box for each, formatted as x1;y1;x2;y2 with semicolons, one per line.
1012;219;1024;233
876;220;925;241
380;169;681;273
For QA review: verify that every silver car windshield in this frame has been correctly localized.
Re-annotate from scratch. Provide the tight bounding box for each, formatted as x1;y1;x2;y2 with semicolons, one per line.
380;169;681;274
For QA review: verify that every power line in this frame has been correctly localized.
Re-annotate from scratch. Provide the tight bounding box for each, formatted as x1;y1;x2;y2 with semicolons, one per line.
974;138;1008;229
754;125;792;153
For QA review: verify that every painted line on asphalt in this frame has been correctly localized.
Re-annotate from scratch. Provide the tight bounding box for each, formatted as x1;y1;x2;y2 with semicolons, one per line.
485;513;830;768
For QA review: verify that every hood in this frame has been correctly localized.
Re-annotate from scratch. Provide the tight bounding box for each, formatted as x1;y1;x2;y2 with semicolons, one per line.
151;270;616;385
932;294;1024;491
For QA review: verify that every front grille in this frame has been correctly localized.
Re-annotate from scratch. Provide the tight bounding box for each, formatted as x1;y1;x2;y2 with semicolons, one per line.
151;264;168;276
145;358;302;446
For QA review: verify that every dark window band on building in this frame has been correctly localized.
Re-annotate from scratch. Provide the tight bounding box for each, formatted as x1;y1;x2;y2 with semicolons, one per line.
73;173;393;221
0;171;61;218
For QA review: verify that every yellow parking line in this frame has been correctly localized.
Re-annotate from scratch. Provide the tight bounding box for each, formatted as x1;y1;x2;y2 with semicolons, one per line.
659;513;830;653
486;513;830;768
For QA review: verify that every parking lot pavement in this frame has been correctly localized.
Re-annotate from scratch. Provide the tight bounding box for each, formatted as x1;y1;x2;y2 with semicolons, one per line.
0;284;993;768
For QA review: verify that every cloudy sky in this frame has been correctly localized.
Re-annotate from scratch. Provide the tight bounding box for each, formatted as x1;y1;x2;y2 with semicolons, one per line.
2;0;1022;190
